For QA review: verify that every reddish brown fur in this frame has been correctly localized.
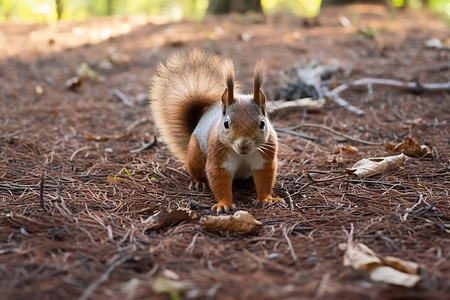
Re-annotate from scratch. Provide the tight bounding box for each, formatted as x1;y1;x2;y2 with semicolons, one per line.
206;125;234;210
150;49;235;162
186;135;206;183
150;50;279;211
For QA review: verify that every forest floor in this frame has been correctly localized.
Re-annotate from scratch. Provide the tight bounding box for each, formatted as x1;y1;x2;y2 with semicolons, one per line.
1;4;449;300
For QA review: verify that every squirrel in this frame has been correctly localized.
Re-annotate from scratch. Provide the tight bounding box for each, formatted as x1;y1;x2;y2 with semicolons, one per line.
150;49;280;213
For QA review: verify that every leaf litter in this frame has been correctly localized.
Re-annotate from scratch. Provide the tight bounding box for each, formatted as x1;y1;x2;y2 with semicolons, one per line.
1;7;449;300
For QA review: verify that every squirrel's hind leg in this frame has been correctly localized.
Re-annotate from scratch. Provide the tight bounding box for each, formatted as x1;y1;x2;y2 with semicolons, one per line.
186;136;207;191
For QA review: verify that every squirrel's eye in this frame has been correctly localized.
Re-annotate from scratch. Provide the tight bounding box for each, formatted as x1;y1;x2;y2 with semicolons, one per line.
259;120;265;129
224;119;230;129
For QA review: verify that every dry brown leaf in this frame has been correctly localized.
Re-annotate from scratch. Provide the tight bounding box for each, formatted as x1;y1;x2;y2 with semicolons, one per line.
340;242;422;287
143;207;198;230
284;31;301;41
85;134;109;141
386;137;431;157
327;154;344;164
345;153;405;179
115;132;133;141
343;145;359;153
85;132;132;142
334;145;359;154
201;210;262;234
107;176;120;184
65;76;82;91
106;47;132;66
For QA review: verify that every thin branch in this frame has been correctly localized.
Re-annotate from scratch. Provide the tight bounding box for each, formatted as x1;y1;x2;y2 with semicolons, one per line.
111;89;133;107
79;256;129;300
275;128;323;143
283;227;298;262
284;189;295;211
280;123;384;145
39;173;45;210
70;146;90;162
130;137;157;153
403;194;424;221
330;78;450;95
329;94;365;115
324;78;450;115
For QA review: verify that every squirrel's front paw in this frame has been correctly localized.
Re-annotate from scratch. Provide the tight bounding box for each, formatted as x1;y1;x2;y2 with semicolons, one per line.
211;202;236;214
253;197;282;208
189;181;206;192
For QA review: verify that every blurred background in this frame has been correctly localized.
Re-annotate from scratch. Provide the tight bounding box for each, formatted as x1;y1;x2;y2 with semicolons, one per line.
0;0;448;23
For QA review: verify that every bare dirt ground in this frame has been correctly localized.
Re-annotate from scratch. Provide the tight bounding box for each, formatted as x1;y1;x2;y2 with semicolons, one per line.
1;4;449;300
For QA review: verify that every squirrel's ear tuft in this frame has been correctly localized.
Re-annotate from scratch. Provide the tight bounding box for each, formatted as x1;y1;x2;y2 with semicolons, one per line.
253;60;266;108
221;60;235;113
221;88;229;114
255;88;266;116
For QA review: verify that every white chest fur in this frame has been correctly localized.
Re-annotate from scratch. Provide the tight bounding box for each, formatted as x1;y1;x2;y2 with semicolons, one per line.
222;150;266;179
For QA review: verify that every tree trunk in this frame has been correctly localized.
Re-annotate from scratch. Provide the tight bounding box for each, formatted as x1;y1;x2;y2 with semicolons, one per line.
207;0;263;14
55;0;63;20
106;0;115;16
321;0;387;6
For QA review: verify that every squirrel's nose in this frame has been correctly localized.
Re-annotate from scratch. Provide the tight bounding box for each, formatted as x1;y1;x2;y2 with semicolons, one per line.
237;139;250;151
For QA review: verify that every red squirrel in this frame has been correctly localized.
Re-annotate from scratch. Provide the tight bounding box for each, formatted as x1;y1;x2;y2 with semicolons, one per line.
150;49;280;212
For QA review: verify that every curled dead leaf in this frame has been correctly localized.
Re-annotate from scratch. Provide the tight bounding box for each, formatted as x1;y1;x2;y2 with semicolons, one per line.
65;76;82;91
386;137;431;157
143;207;198;230
106;47;132;66
201;210;262;234
340;242;422;287
334;145;359;154
327;154;344;164
346;153;405;179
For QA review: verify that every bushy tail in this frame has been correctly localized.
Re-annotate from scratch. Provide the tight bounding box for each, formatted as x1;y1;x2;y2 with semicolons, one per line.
150;49;233;162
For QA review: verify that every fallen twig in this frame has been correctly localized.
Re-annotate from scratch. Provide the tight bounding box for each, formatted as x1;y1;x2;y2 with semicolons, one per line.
276;128;324;143
327;93;365;116
130;137;157;153
111;88;133;107
330;78;450;95
284;189;295;211
40;173;45;209
325;78;450;116
282;227;298;262
79;255;130;300
69;146;90;162
403;194;424;221
69;89;133;107
126;116;151;131
281;123;383;145
267;98;326;113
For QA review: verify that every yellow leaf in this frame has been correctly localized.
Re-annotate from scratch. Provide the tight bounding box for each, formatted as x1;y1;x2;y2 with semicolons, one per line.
343;145;358;153
107;176;120;184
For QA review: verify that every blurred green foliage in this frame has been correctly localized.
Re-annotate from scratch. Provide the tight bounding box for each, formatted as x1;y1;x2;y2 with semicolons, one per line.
0;0;448;22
